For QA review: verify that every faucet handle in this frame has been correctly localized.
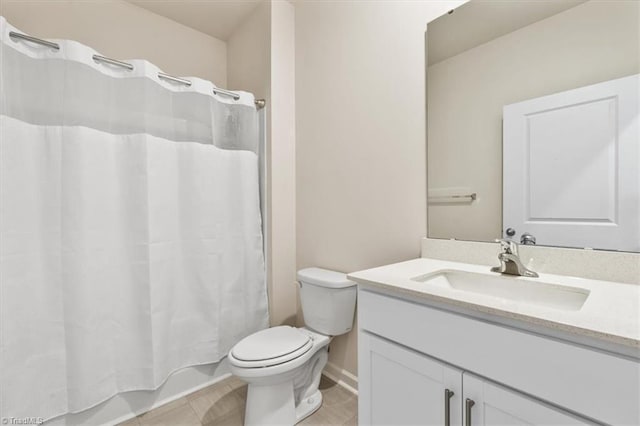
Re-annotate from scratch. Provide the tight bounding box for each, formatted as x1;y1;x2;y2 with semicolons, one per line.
495;238;518;255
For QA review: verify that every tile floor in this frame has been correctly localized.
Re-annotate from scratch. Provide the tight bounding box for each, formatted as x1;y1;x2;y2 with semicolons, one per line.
118;375;357;426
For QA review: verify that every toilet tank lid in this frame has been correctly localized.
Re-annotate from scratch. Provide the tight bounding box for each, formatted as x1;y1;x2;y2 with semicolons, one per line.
297;267;356;289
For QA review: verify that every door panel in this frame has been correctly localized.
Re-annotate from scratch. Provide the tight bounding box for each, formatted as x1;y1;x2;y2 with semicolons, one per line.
503;74;639;251
359;331;462;425
463;373;590;426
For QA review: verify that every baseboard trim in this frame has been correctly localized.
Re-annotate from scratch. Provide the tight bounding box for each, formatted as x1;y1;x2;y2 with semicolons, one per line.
323;362;358;395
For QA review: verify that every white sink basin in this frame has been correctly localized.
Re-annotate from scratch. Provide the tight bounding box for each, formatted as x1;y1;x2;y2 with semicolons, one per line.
412;270;590;311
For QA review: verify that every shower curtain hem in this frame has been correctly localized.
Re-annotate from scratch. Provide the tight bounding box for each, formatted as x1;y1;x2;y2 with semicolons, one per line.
43;355;228;422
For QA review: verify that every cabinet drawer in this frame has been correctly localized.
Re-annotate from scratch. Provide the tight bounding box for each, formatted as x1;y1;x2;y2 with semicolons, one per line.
359;289;640;425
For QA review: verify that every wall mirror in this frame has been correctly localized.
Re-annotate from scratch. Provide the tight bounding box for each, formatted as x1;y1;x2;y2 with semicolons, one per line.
426;0;640;252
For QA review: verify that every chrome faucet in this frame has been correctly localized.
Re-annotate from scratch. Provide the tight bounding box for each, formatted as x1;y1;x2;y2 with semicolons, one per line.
491;239;539;278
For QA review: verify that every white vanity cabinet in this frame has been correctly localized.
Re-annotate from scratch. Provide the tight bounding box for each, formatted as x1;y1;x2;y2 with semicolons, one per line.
360;332;588;426
357;288;640;426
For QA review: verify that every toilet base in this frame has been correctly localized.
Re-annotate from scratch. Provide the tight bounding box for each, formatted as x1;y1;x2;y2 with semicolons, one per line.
243;384;323;426
295;389;322;424
245;381;296;426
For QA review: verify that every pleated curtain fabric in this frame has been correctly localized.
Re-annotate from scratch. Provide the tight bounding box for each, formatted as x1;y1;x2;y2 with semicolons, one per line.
0;17;269;421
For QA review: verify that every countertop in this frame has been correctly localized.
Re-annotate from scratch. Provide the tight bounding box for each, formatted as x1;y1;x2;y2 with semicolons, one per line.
348;258;640;354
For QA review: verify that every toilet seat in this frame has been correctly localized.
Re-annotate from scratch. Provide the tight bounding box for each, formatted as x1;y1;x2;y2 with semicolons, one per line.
230;326;313;368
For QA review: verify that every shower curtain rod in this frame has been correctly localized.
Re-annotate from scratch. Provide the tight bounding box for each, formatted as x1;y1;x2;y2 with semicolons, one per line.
8;30;266;109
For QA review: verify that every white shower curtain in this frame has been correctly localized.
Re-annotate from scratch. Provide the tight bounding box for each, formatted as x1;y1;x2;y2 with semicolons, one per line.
0;17;269;421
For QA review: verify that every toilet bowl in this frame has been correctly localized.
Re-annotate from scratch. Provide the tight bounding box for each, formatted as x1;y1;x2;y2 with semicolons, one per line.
228;268;357;426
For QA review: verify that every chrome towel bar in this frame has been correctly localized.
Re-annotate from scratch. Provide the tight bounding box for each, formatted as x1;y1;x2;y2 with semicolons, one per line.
429;193;477;201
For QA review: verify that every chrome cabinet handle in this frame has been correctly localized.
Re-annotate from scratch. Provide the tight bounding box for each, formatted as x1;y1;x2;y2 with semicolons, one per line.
465;398;475;426
444;389;454;426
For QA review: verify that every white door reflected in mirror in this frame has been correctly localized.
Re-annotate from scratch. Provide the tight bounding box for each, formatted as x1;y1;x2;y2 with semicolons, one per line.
426;0;640;252
503;74;639;252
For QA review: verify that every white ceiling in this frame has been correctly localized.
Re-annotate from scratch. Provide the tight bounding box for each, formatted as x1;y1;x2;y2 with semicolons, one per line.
127;0;263;41
428;0;588;66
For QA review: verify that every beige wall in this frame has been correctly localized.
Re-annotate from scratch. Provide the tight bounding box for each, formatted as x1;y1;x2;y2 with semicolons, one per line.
228;0;298;328
227;2;271;98
0;0;227;86
269;0;298;326
427;0;640;242
295;0;465;379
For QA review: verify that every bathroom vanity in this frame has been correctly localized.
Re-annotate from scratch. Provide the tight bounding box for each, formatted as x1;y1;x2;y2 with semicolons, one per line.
348;259;640;426
356;1;640;423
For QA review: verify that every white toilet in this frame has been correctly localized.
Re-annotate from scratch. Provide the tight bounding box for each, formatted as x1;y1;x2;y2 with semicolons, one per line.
228;267;357;425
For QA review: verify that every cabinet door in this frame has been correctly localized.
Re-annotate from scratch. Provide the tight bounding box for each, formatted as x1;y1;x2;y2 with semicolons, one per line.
359;332;462;425
462;373;590;426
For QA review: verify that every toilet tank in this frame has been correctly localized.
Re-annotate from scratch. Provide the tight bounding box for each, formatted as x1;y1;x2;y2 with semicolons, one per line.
297;267;357;336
